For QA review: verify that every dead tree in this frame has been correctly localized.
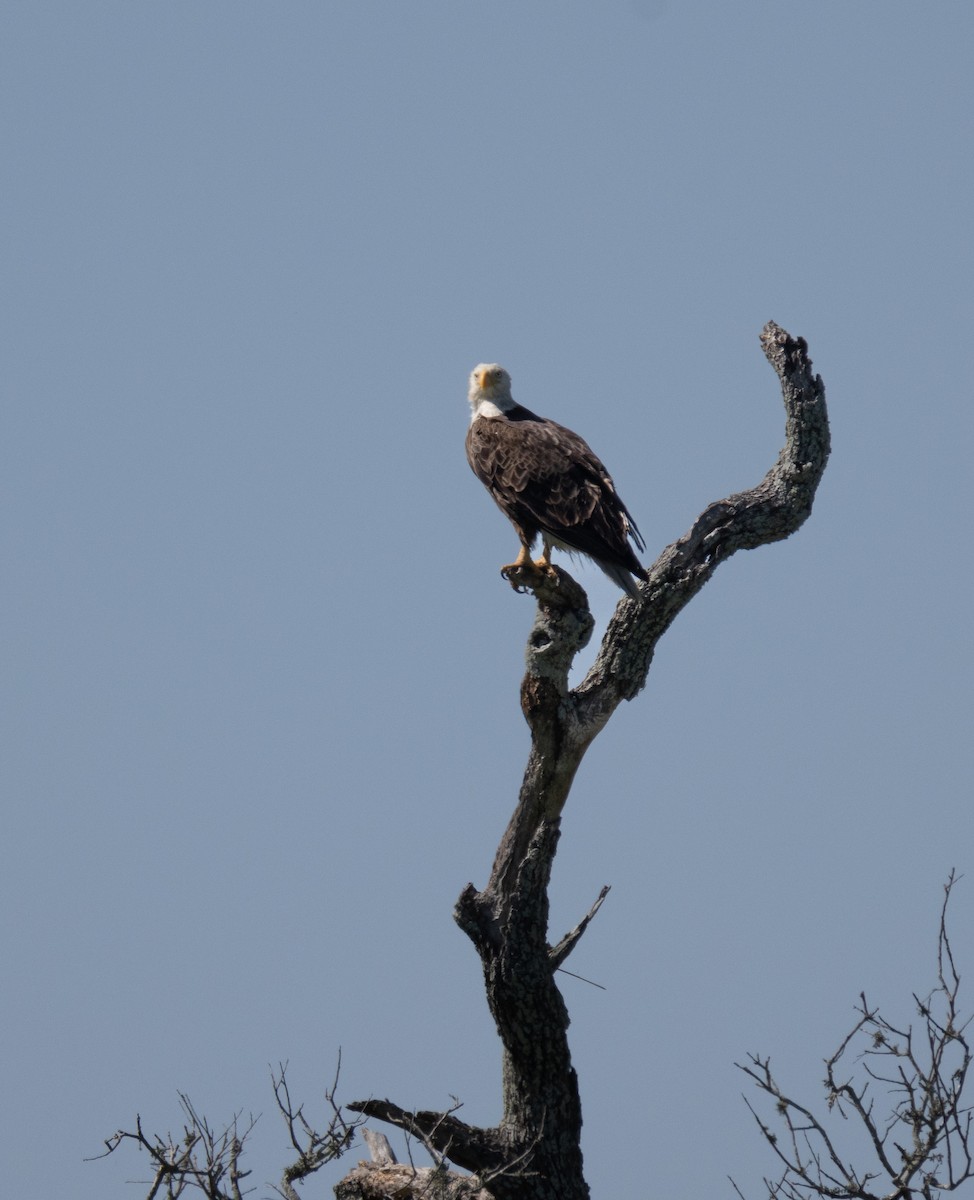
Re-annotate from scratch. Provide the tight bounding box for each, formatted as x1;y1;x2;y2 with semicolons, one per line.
99;324;829;1199
340;323;831;1199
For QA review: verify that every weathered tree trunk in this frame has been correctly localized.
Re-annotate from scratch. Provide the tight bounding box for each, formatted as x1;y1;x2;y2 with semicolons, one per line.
340;324;830;1199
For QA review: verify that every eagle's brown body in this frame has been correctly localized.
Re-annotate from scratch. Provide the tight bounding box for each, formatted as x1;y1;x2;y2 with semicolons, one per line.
466;364;646;598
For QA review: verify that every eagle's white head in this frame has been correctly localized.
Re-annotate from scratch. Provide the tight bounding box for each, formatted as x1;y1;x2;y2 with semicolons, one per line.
468;363;516;421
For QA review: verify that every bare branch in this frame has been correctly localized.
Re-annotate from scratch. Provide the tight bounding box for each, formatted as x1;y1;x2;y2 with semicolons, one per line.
94;1057;360;1200
574;322;829;723
90;1101;257;1200
739;876;973;1200
272;1057;364;1200
549;884;611;969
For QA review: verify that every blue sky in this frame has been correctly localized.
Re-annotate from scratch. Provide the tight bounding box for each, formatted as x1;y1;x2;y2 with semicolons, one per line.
3;3;973;1197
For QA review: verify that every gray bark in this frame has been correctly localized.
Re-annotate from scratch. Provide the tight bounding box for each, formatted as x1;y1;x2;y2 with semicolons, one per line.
340;323;830;1199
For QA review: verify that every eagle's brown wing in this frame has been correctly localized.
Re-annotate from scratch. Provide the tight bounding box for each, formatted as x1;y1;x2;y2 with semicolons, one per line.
466;412;644;568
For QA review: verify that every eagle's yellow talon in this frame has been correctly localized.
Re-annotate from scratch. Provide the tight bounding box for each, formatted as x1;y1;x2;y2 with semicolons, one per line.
499;557;558;595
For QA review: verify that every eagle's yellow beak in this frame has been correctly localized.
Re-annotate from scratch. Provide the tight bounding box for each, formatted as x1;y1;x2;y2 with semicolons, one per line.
479;368;497;390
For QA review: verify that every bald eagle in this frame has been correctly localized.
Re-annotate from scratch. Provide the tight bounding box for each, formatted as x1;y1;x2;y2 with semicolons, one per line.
466;364;647;599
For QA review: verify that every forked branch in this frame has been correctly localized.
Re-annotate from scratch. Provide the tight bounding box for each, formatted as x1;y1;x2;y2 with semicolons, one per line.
346;324;830;1200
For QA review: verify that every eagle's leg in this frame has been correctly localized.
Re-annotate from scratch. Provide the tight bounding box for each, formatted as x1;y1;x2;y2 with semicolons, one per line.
499;541;533;574
500;536;553;592
534;536;555;572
